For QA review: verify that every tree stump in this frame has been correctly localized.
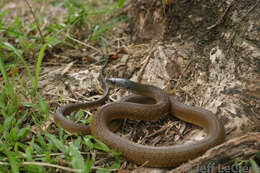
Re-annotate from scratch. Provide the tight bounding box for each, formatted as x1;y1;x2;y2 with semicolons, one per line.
110;0;260;172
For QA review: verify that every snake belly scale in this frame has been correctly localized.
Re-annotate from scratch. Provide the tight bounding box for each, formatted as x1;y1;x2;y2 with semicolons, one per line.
54;77;225;167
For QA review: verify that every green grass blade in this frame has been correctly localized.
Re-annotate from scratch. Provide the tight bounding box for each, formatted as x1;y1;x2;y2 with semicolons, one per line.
45;133;67;153
0;53;14;98
3;114;14;138
5;150;20;173
84;154;93;173
91;16;126;41
250;159;260;173
69;142;85;170
0;10;8;26
2;42;33;83
117;0;126;8
34;43;47;93
0;27;41;40
36;94;49;122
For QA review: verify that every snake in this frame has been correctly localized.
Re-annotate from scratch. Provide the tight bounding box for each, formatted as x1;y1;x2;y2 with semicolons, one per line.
54;75;225;167
54;58;112;135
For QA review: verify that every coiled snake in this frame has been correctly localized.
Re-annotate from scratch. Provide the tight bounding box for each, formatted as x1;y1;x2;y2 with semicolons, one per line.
54;62;225;167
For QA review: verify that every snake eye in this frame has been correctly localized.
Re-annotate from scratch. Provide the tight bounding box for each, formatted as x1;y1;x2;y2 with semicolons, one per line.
107;78;122;86
106;78;115;85
106;78;136;91
106;78;126;87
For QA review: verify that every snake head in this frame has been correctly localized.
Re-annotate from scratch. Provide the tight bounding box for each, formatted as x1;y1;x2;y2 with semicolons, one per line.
106;78;134;90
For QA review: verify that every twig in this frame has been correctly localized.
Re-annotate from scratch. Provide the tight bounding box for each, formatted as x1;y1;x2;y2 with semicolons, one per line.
24;162;81;172
0;161;118;172
0;161;80;172
145;124;171;139
171;59;194;93
141;122;184;144
137;47;155;82
243;0;260;19
24;0;45;43
63;33;103;54
207;0;234;30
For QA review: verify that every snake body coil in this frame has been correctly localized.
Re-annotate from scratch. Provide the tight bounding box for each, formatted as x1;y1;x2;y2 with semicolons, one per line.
54;77;225;167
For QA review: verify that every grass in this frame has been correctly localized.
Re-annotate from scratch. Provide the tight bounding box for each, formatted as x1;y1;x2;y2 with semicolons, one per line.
0;0;126;172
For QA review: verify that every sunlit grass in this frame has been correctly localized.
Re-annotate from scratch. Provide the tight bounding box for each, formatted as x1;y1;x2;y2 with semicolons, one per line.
0;0;126;172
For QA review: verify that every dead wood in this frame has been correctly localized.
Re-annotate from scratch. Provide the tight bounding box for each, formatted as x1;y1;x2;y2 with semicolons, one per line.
169;132;260;173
